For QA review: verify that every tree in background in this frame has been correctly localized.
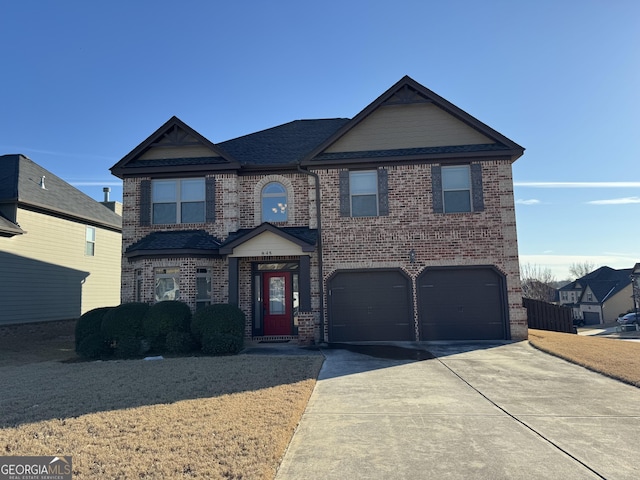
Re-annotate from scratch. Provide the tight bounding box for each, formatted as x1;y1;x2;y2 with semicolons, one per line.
569;261;596;279
520;263;557;302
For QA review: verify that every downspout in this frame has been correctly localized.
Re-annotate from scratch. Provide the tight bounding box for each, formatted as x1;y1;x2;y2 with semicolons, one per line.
297;164;325;343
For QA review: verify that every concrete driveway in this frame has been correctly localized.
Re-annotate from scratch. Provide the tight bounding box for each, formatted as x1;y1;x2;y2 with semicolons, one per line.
276;341;640;479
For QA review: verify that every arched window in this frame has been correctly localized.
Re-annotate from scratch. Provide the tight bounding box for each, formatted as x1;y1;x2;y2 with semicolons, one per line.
261;182;288;222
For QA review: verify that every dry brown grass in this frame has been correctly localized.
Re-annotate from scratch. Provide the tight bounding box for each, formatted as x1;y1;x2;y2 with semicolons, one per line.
528;328;640;387
0;321;323;479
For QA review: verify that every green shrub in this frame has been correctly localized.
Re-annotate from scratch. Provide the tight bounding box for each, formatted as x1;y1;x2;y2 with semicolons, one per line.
76;332;110;359
201;332;243;355
142;301;192;352
101;303;150;358
75;306;114;350
165;331;197;354
113;336;144;359
191;304;245;342
191;304;245;355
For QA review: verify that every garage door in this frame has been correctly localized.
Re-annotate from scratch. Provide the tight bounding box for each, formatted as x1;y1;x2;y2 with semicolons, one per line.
418;267;507;341
328;270;413;342
583;311;600;325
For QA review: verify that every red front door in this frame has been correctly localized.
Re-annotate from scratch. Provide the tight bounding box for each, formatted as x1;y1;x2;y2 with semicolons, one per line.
263;272;292;335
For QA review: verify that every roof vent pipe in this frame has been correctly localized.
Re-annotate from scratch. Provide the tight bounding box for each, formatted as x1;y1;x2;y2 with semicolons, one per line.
103;187;111;202
40;176;46;189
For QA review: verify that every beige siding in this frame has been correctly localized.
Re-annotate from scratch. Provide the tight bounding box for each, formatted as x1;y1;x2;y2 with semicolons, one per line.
138;145;219;160
325;103;494;153
603;285;634;322
0;208;121;325
229;231;305;257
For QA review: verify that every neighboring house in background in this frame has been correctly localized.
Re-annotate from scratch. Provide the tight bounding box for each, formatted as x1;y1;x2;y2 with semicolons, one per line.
558;266;634;324
0;154;122;325
110;76;527;344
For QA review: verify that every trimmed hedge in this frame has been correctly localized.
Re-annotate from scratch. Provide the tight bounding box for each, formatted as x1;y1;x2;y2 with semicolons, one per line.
201;332;243;355
75;306;114;350
101;302;150;355
191;304;245;355
143;301;192;352
76;332;110;359
166;331;197;354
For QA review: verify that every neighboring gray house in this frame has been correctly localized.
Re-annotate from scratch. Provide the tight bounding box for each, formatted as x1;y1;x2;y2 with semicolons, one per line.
558;266;634;324
0;154;122;325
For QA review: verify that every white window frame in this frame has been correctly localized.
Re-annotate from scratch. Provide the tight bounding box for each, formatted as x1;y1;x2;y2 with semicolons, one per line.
85;226;96;256
349;170;378;217
196;267;212;310
155;267;180;302
152;178;205;224
261;182;288;222
442;165;472;213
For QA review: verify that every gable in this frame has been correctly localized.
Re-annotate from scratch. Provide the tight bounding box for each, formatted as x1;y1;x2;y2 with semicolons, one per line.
303;75;523;166
226;230;305;257
137;125;222;161
111;116;240;177
325;103;494;153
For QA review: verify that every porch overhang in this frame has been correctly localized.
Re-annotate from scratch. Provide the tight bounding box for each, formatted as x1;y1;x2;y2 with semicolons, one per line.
220;223;317;257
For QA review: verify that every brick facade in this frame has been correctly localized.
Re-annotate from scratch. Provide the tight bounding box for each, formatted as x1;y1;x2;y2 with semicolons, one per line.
114;76;527;345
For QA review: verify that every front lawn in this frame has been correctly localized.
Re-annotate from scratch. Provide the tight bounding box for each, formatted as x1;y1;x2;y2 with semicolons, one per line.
528;328;640;387
0;321;322;479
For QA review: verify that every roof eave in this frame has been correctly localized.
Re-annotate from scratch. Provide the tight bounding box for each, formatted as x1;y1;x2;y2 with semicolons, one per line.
112;162;240;179
303;150;522;168
125;248;221;259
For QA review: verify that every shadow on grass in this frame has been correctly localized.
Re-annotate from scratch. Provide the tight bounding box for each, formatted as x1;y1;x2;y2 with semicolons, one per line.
0;354;323;428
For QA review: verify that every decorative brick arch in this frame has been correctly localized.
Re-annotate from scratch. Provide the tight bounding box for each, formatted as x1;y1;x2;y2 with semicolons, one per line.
253;175;295;226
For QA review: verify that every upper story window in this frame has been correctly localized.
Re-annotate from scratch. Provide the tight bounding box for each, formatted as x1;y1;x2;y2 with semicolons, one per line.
152;179;205;224
339;169;389;218
432;164;483;214
85;226;96;256
350;171;378;217
262;182;288;222
442;165;471;213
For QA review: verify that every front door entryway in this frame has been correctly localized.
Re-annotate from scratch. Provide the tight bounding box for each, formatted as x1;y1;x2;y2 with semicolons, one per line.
263;271;292;335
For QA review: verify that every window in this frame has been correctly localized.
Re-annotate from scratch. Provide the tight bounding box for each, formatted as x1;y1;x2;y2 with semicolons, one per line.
85;227;96;256
152;179;205;224
155;267;180;302
339;169;388;217
196;268;212;310
432;164;483;214
561;292;568;301
350;170;378;217
261;182;288;222
135;269;143;302
442;165;471;213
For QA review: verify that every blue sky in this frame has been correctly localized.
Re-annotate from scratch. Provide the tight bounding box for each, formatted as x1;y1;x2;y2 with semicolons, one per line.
2;0;638;280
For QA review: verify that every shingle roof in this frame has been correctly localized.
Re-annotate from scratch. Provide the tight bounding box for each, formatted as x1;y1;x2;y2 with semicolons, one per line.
218;119;350;165
125;230;222;257
313;143;512;161
0;213;23;236
560;266;633;303
221;225;318;247
0;154;122;231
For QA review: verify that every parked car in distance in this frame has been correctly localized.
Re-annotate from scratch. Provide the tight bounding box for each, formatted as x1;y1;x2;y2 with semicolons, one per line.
572;318;585;327
617;312;640;325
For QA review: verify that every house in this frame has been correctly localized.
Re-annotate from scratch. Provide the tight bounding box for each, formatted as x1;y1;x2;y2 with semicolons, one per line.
558;266;634;324
0;154;122;325
110;76;527;344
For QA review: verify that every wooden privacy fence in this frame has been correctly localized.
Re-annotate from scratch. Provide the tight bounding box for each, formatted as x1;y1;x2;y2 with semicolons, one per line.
522;297;575;334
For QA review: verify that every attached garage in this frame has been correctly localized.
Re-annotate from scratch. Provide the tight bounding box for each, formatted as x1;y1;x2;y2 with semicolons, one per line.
582;311;601;325
328;270;413;342
418;267;508;341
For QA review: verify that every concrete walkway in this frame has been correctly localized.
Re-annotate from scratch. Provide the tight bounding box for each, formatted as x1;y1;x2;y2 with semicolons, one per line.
275;341;640;479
